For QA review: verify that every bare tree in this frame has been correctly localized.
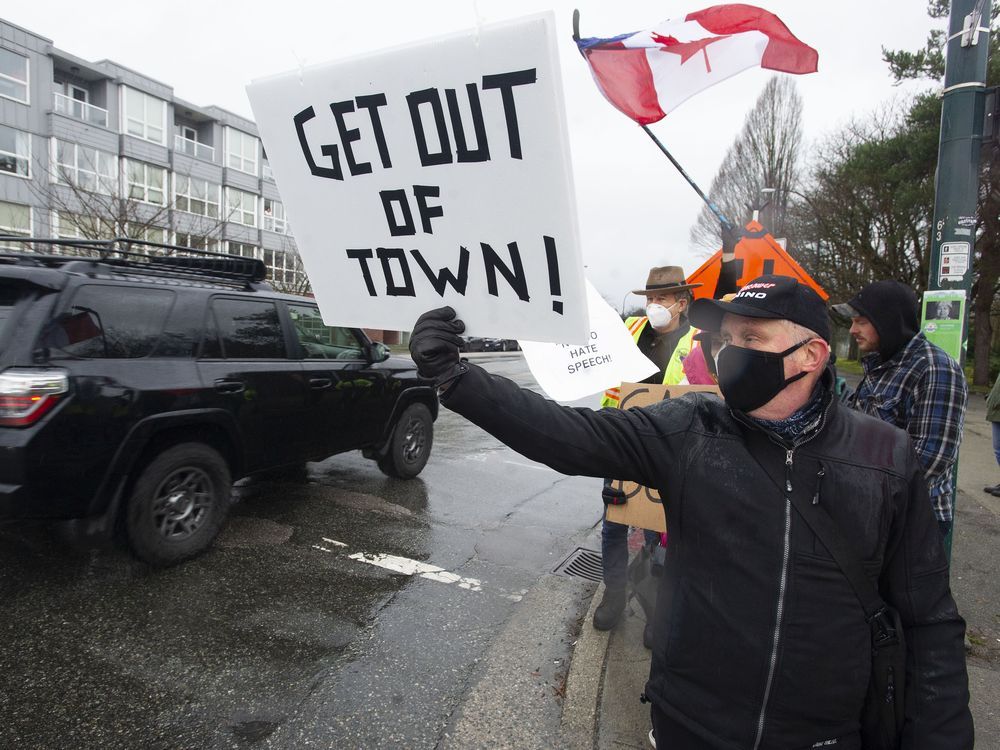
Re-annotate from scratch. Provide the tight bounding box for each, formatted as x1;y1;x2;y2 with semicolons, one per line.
28;150;314;296
690;76;804;250
786;98;937;306
29;151;233;251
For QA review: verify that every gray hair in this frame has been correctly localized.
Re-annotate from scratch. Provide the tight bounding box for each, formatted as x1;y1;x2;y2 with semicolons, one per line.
782;320;830;365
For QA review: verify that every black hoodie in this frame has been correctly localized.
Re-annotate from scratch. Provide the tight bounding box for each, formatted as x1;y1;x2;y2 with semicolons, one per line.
843;280;919;361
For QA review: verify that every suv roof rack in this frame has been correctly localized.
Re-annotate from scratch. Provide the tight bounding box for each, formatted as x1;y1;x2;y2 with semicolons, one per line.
0;236;270;289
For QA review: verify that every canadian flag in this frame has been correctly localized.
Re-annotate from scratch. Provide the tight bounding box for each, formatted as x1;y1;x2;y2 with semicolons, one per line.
577;4;818;124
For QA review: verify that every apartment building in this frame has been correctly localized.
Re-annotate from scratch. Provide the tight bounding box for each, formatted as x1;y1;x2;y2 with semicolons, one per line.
0;17;307;291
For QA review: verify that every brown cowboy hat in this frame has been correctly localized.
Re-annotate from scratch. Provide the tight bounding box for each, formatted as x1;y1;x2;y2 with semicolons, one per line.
631;266;702;296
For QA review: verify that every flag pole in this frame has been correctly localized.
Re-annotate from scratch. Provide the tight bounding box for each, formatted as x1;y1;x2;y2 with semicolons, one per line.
640;124;733;230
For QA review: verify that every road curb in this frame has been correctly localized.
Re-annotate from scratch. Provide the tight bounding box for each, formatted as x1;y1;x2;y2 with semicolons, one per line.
561;581;610;748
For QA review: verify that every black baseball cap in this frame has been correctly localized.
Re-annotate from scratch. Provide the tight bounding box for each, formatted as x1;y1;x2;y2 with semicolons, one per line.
689;275;831;342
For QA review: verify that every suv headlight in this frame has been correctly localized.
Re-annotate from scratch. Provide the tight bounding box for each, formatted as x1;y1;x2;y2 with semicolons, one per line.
0;369;69;427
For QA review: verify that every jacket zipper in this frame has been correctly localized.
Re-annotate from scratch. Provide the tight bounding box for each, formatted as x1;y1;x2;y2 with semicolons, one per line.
745;399;833;749
813;464;826;505
752;490;791;750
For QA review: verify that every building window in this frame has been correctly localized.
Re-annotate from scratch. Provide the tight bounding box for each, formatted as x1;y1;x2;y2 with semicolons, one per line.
263;247;306;286
263;199;288;234
225;188;257;227
177;233;219;253
53;212;117;250
226;241;258;259
225;128;258;175
123;86;166;145
125;160;167;206
0;201;31;248
0;125;29;177
175;175;221;218
126;225;168;245
52;139;117;194
55;211;85;240
0;49;29;103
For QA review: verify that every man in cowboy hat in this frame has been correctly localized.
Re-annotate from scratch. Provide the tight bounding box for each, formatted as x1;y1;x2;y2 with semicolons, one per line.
593;264;703;637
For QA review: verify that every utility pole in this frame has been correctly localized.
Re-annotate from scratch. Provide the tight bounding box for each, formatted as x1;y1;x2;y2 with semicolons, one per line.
928;0;992;360
928;0;992;561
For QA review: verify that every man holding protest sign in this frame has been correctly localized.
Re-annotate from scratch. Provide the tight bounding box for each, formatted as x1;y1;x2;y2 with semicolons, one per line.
408;275;971;749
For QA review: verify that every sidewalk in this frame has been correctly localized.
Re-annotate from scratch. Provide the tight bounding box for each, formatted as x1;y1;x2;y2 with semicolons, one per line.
563;391;1000;748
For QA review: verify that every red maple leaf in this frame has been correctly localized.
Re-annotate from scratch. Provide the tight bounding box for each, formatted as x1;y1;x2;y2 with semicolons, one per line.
650;32;730;72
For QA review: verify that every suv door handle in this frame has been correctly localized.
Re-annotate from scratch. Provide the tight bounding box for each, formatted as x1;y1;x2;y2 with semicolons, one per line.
309;377;333;390
214;379;246;395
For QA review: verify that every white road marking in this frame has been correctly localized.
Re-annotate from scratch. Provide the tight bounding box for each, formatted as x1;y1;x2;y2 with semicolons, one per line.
503;460;556;472
314;539;526;601
348;551;484;591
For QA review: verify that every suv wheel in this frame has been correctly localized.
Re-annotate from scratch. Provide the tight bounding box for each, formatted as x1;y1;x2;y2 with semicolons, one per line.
377;403;433;479
125;443;232;566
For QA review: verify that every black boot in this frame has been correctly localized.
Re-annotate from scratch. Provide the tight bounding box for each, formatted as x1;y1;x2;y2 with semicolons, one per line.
593;586;627;630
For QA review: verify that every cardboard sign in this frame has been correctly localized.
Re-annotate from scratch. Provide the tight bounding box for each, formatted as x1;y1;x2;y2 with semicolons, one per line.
246;13;588;344
605;382;722;533
519;280;658;402
921;289;966;361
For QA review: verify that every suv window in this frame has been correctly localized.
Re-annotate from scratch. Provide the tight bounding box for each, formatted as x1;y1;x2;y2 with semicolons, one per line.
288;304;363;360
46;285;174;358
208;298;286;359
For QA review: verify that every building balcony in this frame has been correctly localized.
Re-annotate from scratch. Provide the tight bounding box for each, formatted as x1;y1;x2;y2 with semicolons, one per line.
174;134;215;162
53;92;108;128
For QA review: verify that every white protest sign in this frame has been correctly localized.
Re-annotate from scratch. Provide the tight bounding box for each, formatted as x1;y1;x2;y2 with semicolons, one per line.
519;281;658;402
246;13;587;345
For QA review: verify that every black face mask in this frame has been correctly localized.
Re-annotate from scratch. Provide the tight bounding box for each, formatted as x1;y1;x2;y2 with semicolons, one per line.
716;339;810;412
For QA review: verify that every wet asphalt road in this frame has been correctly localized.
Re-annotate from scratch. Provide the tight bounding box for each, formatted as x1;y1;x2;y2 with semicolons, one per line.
0;355;602;750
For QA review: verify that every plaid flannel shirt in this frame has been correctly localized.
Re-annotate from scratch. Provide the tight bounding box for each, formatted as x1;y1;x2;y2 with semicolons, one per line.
849;332;967;522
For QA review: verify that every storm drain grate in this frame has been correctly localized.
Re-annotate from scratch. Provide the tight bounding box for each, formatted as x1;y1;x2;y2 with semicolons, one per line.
552;547;603;582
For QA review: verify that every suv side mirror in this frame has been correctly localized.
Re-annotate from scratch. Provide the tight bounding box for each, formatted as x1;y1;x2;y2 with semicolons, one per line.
367;341;391;363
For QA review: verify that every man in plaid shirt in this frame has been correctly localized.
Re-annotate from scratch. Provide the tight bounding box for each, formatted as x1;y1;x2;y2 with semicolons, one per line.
834;280;968;538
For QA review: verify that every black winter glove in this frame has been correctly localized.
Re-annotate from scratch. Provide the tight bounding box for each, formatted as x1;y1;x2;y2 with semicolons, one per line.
602;484;628;506
409;306;468;390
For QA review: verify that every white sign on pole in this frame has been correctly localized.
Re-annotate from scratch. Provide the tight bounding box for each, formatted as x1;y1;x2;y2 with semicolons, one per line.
246;13;587;345
938;241;970;283
519;281;658;402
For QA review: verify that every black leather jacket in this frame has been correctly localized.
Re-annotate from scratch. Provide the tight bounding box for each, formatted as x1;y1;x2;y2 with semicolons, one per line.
444;365;972;750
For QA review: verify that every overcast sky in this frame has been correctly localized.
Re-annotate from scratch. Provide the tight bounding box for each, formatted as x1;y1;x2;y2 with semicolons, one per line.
5;1;938;309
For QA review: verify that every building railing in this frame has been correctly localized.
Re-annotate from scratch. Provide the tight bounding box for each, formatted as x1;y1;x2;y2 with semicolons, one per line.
53;92;108;128
174;134;215;162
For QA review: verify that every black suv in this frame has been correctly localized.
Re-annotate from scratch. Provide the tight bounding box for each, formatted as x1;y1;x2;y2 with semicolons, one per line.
0;238;437;566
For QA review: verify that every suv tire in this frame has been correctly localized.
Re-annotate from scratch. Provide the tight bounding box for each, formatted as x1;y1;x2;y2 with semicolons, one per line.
125;442;232;566
377;403;433;479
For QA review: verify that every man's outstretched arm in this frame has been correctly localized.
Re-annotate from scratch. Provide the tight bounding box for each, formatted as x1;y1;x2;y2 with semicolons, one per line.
410;307;695;486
